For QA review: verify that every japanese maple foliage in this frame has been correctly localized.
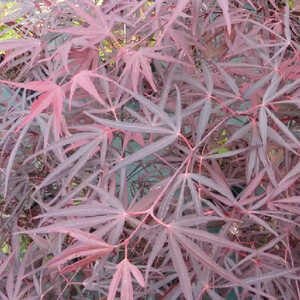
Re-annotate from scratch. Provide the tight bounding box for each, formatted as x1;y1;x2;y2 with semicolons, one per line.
0;0;300;299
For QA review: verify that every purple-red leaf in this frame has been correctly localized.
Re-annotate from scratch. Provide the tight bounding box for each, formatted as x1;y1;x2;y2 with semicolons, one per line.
168;233;193;300
0;79;65;135
217;0;231;35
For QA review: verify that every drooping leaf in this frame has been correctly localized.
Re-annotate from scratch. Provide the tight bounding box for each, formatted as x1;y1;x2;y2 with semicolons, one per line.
259;107;268;147
108;259;144;300
168;233;193;300
216;64;240;96
201;60;213;95
216;0;231;35
196;99;211;143
145;230;167;283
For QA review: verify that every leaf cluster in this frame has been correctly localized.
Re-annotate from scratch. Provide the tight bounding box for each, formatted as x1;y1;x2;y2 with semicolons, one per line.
0;0;300;299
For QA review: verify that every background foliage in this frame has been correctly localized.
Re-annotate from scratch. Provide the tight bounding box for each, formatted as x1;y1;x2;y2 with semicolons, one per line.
0;0;300;299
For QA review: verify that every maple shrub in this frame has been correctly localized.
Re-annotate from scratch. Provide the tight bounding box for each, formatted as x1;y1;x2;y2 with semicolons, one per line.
0;0;300;299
